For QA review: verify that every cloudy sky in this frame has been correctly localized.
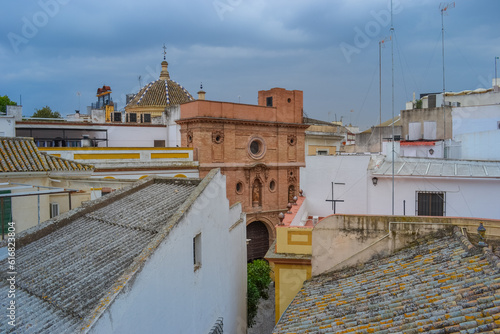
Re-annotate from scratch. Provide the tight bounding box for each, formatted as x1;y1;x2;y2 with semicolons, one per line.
1;0;499;130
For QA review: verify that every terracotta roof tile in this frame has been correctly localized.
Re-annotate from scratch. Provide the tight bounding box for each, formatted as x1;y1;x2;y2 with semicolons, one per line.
274;228;500;333
126;79;194;109
0;137;93;173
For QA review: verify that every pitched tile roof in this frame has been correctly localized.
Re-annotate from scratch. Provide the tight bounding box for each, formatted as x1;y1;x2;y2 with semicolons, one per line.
274;227;500;333
0;137;93;173
0;176;204;333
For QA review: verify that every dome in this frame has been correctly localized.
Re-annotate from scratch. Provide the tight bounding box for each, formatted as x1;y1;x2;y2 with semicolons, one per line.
126;61;194;110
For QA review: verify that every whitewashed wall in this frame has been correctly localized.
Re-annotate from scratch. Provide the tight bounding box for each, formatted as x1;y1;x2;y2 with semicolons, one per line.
166;105;182;147
301;155;500;220
0;116;16;137
300;155;370;217
367;176;500;219
90;171;247;334
103;125;169;147
453;104;500;136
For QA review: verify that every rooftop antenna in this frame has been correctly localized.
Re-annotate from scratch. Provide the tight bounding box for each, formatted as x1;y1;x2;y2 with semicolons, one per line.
496;56;499;88
440;2;454;145
379;36;389;153
76;91;81;112
391;0;395;215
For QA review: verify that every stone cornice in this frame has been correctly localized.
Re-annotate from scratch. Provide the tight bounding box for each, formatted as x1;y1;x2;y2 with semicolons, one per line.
199;162;305;169
176;116;309;129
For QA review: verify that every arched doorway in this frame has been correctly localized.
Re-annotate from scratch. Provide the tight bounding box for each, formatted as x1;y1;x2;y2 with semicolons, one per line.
246;221;270;261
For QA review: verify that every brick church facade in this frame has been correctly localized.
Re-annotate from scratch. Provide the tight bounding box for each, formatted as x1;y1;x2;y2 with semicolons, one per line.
178;88;307;260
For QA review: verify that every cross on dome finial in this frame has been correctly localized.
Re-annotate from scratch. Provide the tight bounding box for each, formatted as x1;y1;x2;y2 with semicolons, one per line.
200;82;203;90
163;44;167;60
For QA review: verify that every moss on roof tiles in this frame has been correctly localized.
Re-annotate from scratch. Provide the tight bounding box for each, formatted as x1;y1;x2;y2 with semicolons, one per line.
0;177;201;333
0;137;93;173
274;228;500;333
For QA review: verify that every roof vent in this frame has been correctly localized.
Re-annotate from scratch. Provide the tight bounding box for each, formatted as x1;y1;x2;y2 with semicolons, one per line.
312;216;319;225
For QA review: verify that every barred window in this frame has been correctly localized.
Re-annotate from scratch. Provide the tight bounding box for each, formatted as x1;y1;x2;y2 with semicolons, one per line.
416;191;445;216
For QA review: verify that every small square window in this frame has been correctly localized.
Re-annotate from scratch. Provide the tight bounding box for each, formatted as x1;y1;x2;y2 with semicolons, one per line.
266;97;273;107
416;192;445;216
193;233;202;270
154;140;165;147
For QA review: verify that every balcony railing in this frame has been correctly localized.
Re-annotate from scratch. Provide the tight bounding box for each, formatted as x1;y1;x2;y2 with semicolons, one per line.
208;317;223;334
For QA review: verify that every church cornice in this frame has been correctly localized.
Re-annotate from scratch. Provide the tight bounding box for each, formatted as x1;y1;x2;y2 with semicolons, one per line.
199;162;305;169
176;116;309;129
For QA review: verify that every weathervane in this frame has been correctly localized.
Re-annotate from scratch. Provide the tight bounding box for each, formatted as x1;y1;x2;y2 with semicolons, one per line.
163;44;167;60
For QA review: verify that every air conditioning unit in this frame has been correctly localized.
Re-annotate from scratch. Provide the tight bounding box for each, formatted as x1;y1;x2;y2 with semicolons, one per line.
50;203;59;218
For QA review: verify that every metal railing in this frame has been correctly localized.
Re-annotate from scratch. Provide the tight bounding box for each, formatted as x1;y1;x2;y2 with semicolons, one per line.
208;317;223;334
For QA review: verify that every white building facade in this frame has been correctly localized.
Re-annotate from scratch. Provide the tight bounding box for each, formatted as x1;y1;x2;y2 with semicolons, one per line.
301;155;500;220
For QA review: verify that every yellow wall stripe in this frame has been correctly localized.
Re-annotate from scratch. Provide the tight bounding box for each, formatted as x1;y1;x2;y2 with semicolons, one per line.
74;153;140;160
151;153;189;159
41;147;193;151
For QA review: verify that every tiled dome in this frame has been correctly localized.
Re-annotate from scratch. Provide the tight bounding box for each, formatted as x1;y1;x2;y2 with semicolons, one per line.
126;61;194;109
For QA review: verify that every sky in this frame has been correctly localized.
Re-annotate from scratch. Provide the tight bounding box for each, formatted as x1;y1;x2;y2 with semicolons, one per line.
1;0;500;131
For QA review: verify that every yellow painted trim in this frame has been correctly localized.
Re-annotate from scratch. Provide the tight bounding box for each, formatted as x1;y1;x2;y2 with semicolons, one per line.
40;147;193;151
151;153;189;159
74;153;140;160
49;153;61;157
90;188;103;190
96;91;112;97
139;175;149;179
287;230;312;246
174;174;187;178
103;176;116;179
274;263;312;324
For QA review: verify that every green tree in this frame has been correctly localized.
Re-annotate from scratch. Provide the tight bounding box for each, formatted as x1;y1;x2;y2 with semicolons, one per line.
247;259;272;327
32;106;61;118
0;95;17;114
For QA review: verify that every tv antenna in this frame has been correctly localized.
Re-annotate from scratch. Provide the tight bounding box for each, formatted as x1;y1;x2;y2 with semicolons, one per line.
379;36;390;153
440;2;454;141
76;91;81;112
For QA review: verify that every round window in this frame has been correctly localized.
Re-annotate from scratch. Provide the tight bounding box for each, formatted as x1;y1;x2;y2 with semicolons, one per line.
236;181;243;194
247;136;266;159
269;180;276;191
250;140;260;154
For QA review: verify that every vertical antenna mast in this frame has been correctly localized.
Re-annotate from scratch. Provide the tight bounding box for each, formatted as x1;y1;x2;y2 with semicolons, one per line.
391;0;395;215
440;2;454;145
379;37;389;153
